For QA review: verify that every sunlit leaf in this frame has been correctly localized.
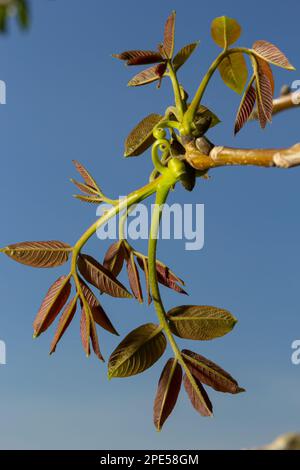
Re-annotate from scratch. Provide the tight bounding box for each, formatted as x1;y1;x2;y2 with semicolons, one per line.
103;240;126;277
161;11;176;59
211;16;241;49
183;373;213;417
70;178;99;196
1;241;72;268
218;52;248;94
153;358;182;431
136;256;187;295
128;64;166;87
33;275;71;337
79;278;118;335
72;160;101;194
77;254;132;299
167;305;237;340
234;76;256;134
108;323;166;378
124;113;163;157
173;42;199;71
50;296;77;354
253;40;295;70
112;50;163;66
182;350;245;394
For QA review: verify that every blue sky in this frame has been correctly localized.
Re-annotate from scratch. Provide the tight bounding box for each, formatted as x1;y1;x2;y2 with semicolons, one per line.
0;0;299;450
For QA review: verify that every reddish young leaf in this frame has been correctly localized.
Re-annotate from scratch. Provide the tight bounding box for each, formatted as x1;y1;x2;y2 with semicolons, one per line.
128;64;166;87
3;241;72;268
253;40;295;70
234;78;256;134
80;304;91;357
153;358;182;431
156;62;167;88
79;278;118;335
183;373;213;417
182;350;245;394
73;194;102;204
50;296;77;354
125;249;143;303
33;275;71;337
77;254;132;298
89;315;104;361
103;241;126;277
254;57;274;125
172;42;199;71
136;256;187;295
112;50;163;66
72;160;100;193
139;256;152;305
161;11;176;59
70;178;99;196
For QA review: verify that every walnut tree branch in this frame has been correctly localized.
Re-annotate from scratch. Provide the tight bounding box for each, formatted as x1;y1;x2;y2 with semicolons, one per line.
184;139;300;171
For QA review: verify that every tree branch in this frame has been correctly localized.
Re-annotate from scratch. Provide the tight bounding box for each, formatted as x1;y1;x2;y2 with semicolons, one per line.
184;139;300;171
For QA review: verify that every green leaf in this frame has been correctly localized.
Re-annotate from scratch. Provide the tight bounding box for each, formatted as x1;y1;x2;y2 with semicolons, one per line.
108;323;167;378
173;42;199;71
167;305;237;340
211;16;241;49
16;0;29;29
1;241;72;268
77;254;132;299
124;113;163;157
218;52;248;94
153;358;182;431
182;350;245;394
194;105;221;130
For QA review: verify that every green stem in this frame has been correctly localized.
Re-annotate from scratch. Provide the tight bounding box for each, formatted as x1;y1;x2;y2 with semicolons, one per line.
167;61;186;121
147;182;201;385
182;47;253;134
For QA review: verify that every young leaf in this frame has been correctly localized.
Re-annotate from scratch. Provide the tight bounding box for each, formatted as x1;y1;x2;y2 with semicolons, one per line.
172;42;199;71
108;323;167;378
50;296;77;354
254;57;274;125
182;350;245;394
16;0;30;29
136;257;187;295
252;40;295;70
211;16;241;49
2;241;72;268
89;313;104;361
77;254;132;299
70;178;99;196
103;240;126;277
138;256;152;305
128;64;166;87
153;358;182;431
80;304;91;357
234;76;256;134
124;113;163;157
72;160;101;193
112;50;163;66
195;105;221;130
167;305;237;340
218;53;248;94
33;275;71;337
73;194;102;204
161;11;176;59
79;278;118;335
183;373;213;417
125;250;143;303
